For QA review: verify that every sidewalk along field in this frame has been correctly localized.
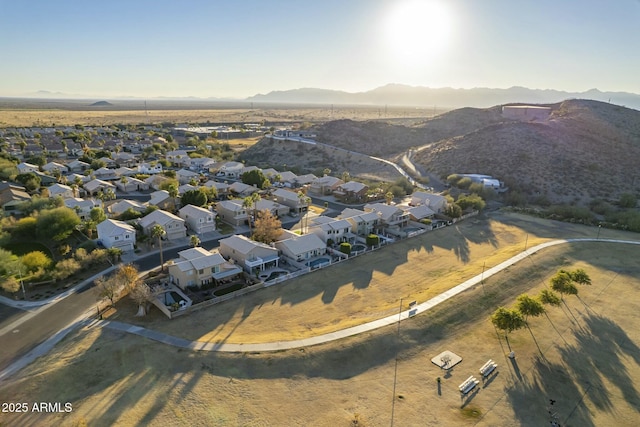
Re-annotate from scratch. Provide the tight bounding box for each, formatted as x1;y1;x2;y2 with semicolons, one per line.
107;211;639;344
1;239;638;426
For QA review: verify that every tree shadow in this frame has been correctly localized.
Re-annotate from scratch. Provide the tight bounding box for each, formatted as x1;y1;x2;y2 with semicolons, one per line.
506;357;596;427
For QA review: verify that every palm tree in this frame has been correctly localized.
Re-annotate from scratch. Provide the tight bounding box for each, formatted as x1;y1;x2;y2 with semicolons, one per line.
168;184;179;210
297;191;312;233
151;224;167;272
242;193;261;236
190;234;201;247
385;191;394;205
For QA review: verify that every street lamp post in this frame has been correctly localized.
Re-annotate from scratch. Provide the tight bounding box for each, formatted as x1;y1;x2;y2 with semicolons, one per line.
390;298;403;427
597;224;602;240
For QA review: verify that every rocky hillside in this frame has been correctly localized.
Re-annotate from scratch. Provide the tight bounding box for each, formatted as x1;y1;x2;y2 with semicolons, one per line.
239;99;640;204
413;100;640;204
237;137;402;181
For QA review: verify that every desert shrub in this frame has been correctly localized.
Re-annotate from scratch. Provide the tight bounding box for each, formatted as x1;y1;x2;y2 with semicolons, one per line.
456;177;472;189
52;258;81;280
445;203;462;218
446;174;462;186
548;205;594;223
366;234;380;247
619;193;638;208
420;218;432;225
339;242;352;255
456;194;486;211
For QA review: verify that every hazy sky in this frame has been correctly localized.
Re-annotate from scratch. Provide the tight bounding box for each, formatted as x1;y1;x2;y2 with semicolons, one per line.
1;0;638;98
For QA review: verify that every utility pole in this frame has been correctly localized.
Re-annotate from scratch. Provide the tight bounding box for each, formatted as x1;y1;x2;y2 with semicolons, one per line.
390;298;403;426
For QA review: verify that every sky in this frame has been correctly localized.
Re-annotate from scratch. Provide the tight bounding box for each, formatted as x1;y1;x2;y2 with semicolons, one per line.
1;0;639;98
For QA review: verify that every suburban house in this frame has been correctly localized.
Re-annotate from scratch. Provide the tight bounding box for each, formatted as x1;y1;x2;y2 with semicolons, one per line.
219;234;280;273
116;177;149;192
333;181;369;203
83;179;116;196
98;157;117;169
138;209;187;241
0;183;31;216
112;151;137;167
93;167;118;181
403;204;436;221
254;199;290;218
189;157;219;173
42;161;69;174
166;150;191;167
16;162;39;174
309;176;344;195
178;204;217;234
148;190;176;211
176;168;200;185
294;173;317;187
178;184;198;195
272;188;309;213
215;199;248;226
96;219;136;252
66;159;90;173
47;183;75;199
64;197;103;221
275;171;298;187
229;181;259;197
275;231;326;263
114;167;137;178
308;216;355;244
409;192;447;213
364;203;410;228
216;161;245;179
108;199;146;217
138;162;163;175
203;180;229;198
144;174;170;191
338;208;380;236
167;247;242;289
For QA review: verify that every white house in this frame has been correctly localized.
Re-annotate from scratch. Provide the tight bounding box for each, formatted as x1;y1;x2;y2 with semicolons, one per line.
138;162;163;175
167;247;242;289
219;234;280;273
116;177;149;192
216;161;245;179
138;209;187;241
410;192;447;213
83;179;116;196
178;204;216;234
229;181;259;197
215;199;248;226
108;199;147;217
338;208;380;236
16;162;39;174
64;197;102;221
166;150;191;167
47;183;74;199
364;203;410;228
272;188;309;213
148;190;175;210
275;232;326;263
96;219;136;252
176;168;200;185
308;216;354;244
66;159;90;173
42;161;69;174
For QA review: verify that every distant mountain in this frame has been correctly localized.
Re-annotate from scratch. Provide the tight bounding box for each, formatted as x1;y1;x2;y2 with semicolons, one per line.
247;84;640;110
90;100;113;106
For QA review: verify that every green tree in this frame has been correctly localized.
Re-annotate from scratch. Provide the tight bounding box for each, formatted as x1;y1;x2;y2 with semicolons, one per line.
151;224;167;272
456;194;486;211
36;207;81;241
491;307;525;339
21;251;53;273
181;189;208;207
569;268;591;285
90;207;107;223
385;191;394;205
550;270;578;299
339;242;352;256
1;276;21;294
538;289;562;307
241;169;269;189
444;203;462;219
243;193;261;236
516;294;545;322
190;235;201;247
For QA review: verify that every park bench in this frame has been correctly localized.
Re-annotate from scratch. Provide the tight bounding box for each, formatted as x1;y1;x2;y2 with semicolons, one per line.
479;359;498;378
458;375;479;395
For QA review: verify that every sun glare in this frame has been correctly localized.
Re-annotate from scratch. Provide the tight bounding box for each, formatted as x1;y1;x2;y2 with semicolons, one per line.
384;0;452;66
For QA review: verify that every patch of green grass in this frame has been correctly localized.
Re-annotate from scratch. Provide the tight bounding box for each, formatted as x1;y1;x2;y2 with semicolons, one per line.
460;405;482;419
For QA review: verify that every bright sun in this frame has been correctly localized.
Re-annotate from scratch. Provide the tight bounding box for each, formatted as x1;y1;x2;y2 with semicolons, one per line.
384;0;452;65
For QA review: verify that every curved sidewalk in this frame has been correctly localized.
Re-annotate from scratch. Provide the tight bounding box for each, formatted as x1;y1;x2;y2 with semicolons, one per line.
97;237;640;353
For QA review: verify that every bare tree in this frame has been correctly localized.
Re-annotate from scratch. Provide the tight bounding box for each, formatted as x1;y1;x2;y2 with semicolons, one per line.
129;283;154;317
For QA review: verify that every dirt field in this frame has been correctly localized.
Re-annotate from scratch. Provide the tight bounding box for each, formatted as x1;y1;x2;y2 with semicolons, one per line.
1;213;639;426
0;104;437;128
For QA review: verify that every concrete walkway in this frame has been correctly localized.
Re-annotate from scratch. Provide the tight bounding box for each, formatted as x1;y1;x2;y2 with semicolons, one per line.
2;237;638;383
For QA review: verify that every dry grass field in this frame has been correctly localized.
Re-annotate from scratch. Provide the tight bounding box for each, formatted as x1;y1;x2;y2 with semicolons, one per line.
1;213;639;427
